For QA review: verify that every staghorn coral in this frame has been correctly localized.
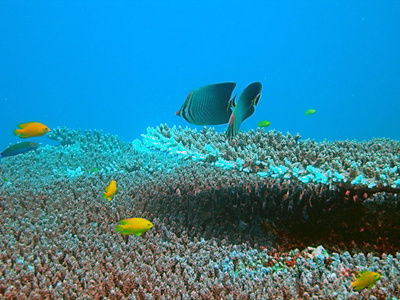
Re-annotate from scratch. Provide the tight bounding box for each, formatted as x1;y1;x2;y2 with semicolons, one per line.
142;124;400;188
0;177;400;298
1;127;400;298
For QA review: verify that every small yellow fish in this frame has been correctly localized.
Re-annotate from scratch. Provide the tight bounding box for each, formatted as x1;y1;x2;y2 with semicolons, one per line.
14;122;50;138
103;180;117;201
115;218;153;236
305;109;317;116
257;120;271;128
351;271;381;291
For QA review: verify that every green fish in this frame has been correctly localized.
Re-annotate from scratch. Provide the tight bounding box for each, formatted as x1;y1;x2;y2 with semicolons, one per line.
305;109;316;116
1;142;39;158
257;120;271;128
90;168;100;173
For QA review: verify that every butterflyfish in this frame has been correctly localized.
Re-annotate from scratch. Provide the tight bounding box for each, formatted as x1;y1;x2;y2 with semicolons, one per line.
115;218;153;236
1;142;39;158
176;82;236;125
351;271;381;291
226;82;262;138
305;109;316;116
14;122;50;138
257;120;271;128
103;180;117;201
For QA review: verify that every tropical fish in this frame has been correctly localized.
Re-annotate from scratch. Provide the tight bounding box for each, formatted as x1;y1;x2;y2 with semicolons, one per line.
226;82;262;138
103;180;117;201
14;122;50;138
115;218;153;236
257;120;271;128
305;109;316;116
90;168;100;173
351;271;381;291
1;142;39;158
176;82;236;125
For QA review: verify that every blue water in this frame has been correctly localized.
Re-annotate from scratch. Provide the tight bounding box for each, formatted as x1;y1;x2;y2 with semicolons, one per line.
1;1;399;151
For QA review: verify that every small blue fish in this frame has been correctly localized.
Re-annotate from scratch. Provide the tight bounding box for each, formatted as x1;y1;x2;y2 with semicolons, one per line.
1;142;39;158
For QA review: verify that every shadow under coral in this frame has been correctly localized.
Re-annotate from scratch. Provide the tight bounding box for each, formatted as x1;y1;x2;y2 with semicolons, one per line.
136;167;400;255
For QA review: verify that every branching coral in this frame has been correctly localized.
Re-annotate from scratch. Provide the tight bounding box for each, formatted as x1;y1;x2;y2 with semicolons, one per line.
1;126;400;298
141;124;400;188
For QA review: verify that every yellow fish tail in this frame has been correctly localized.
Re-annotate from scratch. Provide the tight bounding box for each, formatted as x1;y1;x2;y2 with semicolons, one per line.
13;129;20;136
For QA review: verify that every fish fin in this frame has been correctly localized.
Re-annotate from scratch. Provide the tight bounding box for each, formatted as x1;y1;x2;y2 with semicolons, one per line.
355;271;363;278
226;114;236;138
18;134;29;138
103;193;107;199
229;114;235;127
226;82;262;138
115;225;126;233
252;93;262;106
17;123;30;129
135;232;142;237
227;94;236;111
368;280;377;289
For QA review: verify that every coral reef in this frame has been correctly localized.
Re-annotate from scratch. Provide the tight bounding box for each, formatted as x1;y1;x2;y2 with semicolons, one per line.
1;126;400;298
142;124;400;188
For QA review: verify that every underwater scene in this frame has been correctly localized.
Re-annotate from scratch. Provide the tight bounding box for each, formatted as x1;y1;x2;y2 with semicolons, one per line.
1;1;400;299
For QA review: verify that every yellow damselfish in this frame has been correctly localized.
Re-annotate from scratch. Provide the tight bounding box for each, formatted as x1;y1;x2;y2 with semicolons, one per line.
14;122;50;138
115;218;153;236
351;270;381;291
103;180;117;201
